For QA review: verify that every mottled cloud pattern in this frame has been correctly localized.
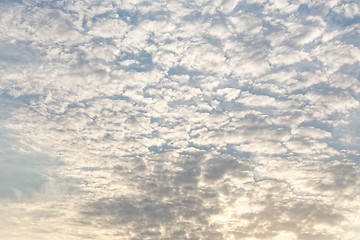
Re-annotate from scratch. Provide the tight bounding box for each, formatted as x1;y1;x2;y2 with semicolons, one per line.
0;0;360;239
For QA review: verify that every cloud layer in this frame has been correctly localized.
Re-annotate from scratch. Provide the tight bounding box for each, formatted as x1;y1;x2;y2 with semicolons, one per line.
0;0;360;239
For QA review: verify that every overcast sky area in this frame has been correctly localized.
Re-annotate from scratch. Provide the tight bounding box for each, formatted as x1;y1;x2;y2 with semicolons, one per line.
0;0;360;239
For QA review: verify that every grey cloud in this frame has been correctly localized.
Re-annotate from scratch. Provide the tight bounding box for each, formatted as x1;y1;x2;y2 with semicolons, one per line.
314;162;360;192
202;157;239;181
81;153;234;239
237;195;343;239
82;193;222;239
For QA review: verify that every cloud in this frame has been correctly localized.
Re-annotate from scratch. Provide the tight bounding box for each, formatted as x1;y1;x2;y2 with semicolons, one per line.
0;0;360;239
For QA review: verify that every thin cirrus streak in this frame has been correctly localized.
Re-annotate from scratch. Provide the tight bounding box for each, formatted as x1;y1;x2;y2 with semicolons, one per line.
0;0;359;239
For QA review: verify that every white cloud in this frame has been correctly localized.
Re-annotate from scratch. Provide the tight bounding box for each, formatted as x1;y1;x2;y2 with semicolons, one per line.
88;18;128;39
313;42;360;73
334;2;360;18
270;46;311;66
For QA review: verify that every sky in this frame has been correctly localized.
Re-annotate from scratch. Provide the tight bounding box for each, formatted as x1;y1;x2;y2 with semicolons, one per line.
0;0;360;239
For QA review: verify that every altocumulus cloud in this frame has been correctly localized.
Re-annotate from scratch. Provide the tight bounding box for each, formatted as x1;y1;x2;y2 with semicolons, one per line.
0;0;360;239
